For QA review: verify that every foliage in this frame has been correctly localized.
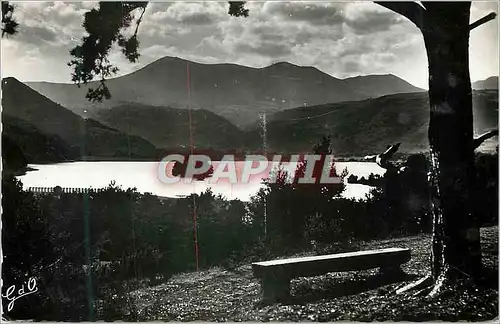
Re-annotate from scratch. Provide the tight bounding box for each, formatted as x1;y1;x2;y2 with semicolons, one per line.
1;176;53;319
247;135;348;253
68;2;147;102
1;1;18;37
228;1;249;17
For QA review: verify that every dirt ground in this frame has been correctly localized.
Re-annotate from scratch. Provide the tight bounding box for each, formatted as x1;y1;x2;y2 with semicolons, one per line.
129;226;498;321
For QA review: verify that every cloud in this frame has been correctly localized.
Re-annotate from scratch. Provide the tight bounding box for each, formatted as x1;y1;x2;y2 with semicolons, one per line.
262;2;345;26
343;2;404;35
147;2;225;26
19;25;58;43
342;60;361;73
235;41;292;58
2;1;497;89
344;11;402;35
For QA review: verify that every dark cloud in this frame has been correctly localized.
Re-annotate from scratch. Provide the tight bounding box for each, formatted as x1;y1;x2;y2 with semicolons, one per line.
345;12;402;35
180;12;215;25
343;61;361;73
151;2;224;26
235;41;291;58
264;3;344;26
263;2;402;35
16;25;59;46
337;41;374;58
251;25;286;43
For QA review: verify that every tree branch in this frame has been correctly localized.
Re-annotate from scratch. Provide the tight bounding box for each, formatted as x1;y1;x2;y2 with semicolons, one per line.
469;12;496;31
374;2;425;30
133;6;147;38
2;1;18;37
473;129;498;150
228;1;249;17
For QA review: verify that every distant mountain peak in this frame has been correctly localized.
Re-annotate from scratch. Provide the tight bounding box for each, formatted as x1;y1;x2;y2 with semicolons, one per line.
473;76;499;90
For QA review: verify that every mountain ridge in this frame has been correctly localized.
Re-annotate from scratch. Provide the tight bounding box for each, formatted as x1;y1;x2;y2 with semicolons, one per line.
25;56;424;128
3;77;497;158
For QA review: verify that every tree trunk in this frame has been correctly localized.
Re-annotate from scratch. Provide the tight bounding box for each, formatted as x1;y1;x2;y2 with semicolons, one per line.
422;3;481;283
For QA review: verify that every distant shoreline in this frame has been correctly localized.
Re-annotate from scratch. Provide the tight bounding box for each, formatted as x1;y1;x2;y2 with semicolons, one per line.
23;149;497;166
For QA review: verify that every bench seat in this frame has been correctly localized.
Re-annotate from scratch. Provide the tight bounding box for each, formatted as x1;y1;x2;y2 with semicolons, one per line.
252;247;411;302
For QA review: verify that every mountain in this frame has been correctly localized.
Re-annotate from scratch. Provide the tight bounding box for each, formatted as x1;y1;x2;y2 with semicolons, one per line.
245;90;498;156
2;77;158;160
473;76;498;90
25;56;424;128
342;74;424;98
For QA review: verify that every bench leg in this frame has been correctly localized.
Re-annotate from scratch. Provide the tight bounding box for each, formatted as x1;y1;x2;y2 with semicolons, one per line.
261;276;290;303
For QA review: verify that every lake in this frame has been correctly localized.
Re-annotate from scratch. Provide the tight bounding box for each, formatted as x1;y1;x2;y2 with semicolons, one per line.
17;161;386;201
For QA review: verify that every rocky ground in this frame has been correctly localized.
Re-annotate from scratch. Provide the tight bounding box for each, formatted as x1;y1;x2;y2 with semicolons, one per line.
127;227;498;321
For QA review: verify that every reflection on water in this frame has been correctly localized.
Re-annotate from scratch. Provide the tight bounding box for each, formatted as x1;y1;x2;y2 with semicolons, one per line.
18;161;386;201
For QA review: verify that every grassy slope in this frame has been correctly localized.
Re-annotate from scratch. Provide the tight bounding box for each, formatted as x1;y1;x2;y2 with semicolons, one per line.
129;226;498;321
245;90;498;155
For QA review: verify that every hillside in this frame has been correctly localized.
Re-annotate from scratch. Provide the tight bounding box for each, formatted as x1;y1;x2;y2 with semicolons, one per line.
26;56;423;128
2;77;158;160
473;76;499;90
127;227;498;321
246;90;499;156
2;115;79;163
95;104;245;150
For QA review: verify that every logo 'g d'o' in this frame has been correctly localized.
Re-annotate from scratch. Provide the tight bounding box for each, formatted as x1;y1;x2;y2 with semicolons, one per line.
2;277;38;312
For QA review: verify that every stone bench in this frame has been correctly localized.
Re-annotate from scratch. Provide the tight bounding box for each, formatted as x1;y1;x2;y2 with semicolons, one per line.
252;247;411;302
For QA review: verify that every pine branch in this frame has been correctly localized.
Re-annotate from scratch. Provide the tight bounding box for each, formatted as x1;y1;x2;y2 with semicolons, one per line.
228;1;249;17
1;1;18;37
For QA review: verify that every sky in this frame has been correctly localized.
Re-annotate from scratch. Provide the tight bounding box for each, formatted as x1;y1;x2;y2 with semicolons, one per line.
1;1;498;89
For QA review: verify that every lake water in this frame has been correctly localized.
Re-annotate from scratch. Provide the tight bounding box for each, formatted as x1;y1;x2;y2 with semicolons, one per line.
17;161;386;201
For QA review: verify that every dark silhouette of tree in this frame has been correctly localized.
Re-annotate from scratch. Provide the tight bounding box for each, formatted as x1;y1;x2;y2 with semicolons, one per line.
373;2;496;295
228;1;249;17
1;1;18;37
67;2;147;102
